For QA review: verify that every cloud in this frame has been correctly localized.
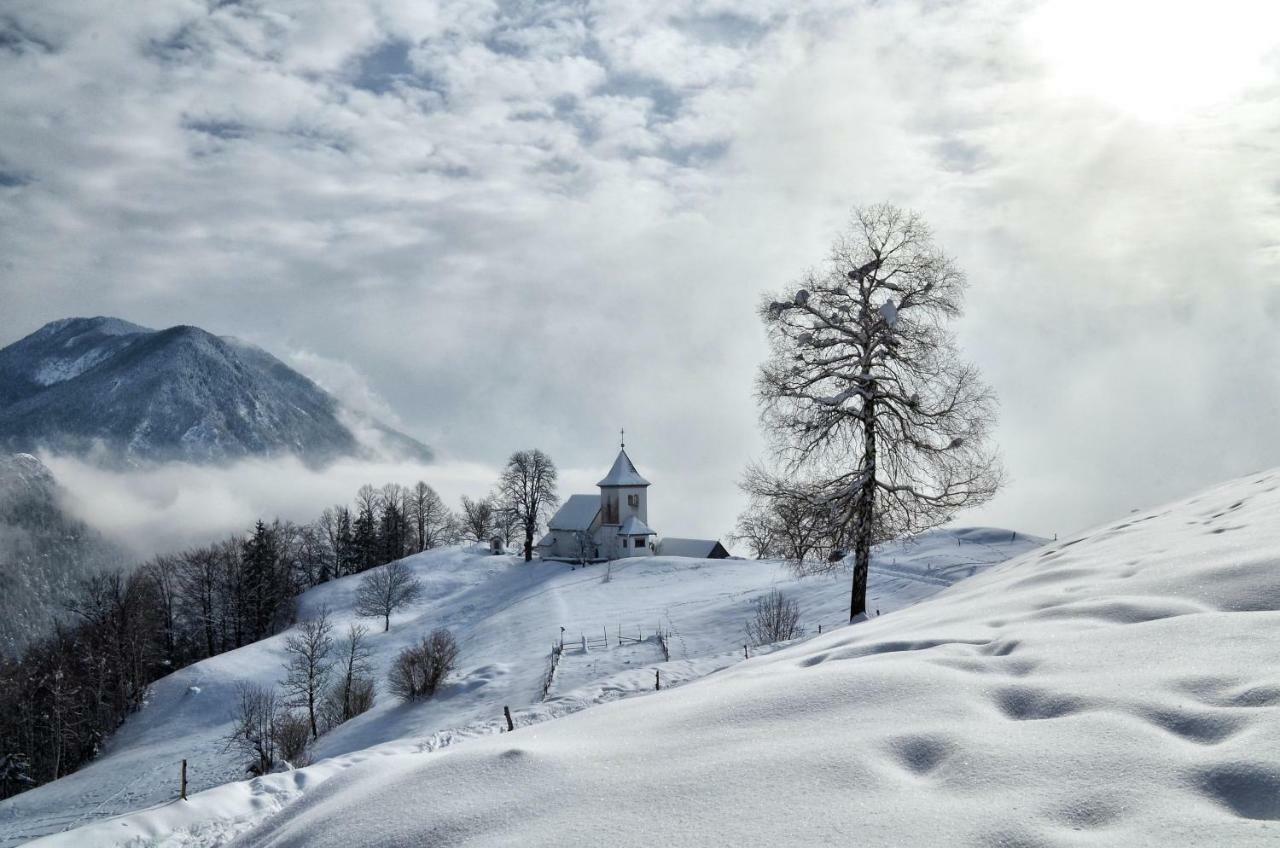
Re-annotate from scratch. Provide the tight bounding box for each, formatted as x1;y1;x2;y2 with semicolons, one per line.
41;451;499;559
1;0;1279;547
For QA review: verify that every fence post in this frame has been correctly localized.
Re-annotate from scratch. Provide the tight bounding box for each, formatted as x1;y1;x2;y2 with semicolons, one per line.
743;644;748;660
504;706;514;732
180;759;187;801
818;623;822;634
655;669;661;691
603;626;608;648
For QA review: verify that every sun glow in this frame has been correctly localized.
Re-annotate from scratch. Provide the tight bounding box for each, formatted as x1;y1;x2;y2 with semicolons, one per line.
1024;0;1280;122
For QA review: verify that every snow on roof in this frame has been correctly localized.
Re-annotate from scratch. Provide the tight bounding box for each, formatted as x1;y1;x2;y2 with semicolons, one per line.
660;537;728;558
617;515;656;536
547;494;600;531
597;448;650;487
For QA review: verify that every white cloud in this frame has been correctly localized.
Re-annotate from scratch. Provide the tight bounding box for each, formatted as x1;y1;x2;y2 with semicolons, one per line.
2;0;1279;547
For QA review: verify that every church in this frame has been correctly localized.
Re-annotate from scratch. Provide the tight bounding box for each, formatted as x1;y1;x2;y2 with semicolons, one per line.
537;439;729;563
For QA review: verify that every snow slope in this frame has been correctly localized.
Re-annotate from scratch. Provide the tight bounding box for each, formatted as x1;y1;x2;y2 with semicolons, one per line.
228;471;1279;847
26;466;1280;847
0;529;1038;846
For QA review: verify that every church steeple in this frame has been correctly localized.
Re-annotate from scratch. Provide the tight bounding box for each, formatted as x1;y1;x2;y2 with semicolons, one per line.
597;446;650;487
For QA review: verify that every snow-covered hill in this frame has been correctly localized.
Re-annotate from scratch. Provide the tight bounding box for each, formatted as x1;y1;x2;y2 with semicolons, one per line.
0;528;1039;846
17;468;1280;847
0;317;429;465
218;471;1275;848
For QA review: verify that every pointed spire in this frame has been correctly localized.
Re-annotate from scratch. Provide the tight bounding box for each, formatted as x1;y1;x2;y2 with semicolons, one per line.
597;445;650;487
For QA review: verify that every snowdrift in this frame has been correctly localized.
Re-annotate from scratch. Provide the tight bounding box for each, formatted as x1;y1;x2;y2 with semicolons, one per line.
3;530;1036;846
221;472;1274;845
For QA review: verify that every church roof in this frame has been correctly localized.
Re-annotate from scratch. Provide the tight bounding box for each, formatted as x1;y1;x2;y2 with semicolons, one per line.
617;515;656;536
597;448;650;487
660;537;730;559
547;494;600;531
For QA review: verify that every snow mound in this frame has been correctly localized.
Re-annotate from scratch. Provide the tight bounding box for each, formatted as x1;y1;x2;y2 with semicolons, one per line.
231;471;1276;845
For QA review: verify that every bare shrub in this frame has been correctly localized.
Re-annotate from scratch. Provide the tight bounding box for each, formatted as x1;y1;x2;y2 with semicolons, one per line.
387;628;459;702
224;683;279;776
272;711;312;767
746;589;804;646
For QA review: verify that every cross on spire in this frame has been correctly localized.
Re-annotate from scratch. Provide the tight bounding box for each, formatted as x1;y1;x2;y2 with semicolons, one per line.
620;427;625;449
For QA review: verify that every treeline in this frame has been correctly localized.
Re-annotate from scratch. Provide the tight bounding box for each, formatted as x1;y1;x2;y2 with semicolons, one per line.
0;479;458;799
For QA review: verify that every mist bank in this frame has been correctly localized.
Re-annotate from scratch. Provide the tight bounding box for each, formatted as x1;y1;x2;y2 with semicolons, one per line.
40;453;500;559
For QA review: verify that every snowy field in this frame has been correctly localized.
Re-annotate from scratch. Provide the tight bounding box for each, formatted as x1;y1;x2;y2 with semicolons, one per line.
206;469;1278;848
0;529;1037;846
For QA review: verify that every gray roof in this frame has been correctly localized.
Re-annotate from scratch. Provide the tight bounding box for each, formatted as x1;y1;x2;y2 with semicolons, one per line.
659;537;729;558
547;494;600;531
617;515;656;536
597;448;650;487
536;532;554;547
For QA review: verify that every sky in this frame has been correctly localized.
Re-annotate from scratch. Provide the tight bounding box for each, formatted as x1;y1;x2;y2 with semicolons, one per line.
2;0;1280;549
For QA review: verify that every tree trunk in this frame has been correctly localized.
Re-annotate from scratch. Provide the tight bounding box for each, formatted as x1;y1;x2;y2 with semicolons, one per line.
850;395;876;621
524;529;533;562
383;612;390;632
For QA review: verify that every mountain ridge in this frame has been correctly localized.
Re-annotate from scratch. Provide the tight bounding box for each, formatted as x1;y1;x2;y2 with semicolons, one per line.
0;317;429;466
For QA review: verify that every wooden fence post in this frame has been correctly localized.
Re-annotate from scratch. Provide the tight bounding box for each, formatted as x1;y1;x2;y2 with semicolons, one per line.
504;706;514;732
180;759;187;801
655;669;660;691
743;644;748;660
818;623;822;634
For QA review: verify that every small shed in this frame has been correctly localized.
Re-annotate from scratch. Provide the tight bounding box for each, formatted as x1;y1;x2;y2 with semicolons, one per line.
489;536;505;555
659;537;731;559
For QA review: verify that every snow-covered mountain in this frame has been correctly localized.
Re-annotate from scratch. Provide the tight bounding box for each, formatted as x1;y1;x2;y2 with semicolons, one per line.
0;528;1041;846
0;317;429;466
0;452;125;656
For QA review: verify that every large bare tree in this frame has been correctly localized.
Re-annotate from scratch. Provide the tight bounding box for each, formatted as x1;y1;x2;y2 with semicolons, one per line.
750;204;1002;620
407;481;452;552
355;560;422;632
497;449;559;562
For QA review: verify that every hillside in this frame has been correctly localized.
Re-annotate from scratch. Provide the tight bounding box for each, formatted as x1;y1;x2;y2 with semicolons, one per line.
0;453;126;656
228;470;1278;848
0;318;429;466
0;528;1039;846
15;468;1280;846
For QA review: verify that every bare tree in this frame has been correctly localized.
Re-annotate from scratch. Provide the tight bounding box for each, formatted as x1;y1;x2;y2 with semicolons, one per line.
746;589;804;646
731;498;780;559
573;528;596;565
490;492;520;550
457;495;495;544
326;622;375;727
496;449;559;562
355;560;422;632
407;482;452;552
281;606;334;739
751;204;1002;620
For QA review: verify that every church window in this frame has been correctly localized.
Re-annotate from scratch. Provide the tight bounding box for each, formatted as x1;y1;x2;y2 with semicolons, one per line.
627;494;639;507
634;537;645;547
